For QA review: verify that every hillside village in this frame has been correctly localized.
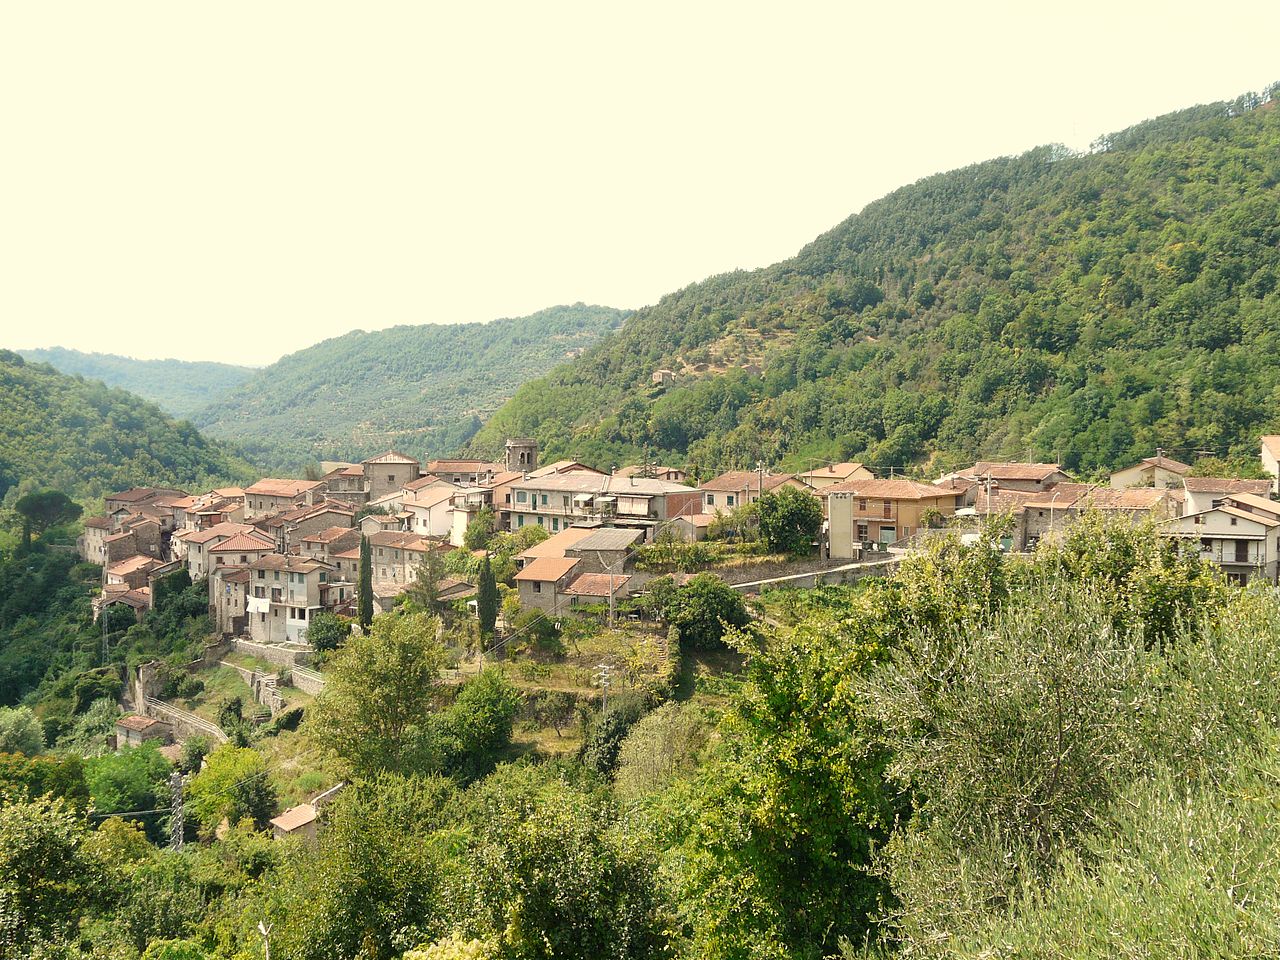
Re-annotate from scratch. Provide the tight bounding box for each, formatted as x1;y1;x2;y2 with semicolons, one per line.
82;436;1280;648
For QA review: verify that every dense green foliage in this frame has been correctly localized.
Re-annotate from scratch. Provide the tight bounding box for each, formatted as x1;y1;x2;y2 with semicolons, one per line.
18;347;256;420
0;350;253;500
473;91;1280;478
193;304;627;470
755;487;823;554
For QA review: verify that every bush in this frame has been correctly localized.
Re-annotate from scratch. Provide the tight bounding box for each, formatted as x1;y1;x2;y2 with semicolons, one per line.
756;487;823;554
665;573;750;650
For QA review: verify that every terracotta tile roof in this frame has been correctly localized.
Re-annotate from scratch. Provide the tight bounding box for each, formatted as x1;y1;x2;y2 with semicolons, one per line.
244;478;323;498
83;516;112;529
797;462;869;481
184;522;259;545
615;464;682;478
565;572;631;597
100;588;152;610
528;460;603;478
405;487;455;510
209;533;276;554
117;714;165;732
482;470;525;488
969;462;1066;482
361;450;420;466
367;530;427;548
402;474;446;492
676;512;716;528
220;568;252;584
304;526;360;544
1221;492;1280;515
569;528;645;552
104;531;134;544
167;495;202;510
1136;455;1192;474
1184;477;1273;495
1079;488;1174;510
516;526;597;560
1263;436;1280;460
514;556;580;583
108;555;160;576
823;478;960;500
212;487;245;499
699;471;795;493
269;803;317;832
250;554;331;573
107;486;187;504
424;459;502;475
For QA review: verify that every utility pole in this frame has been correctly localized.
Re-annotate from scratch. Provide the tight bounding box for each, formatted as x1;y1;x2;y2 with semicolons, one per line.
593;662;612;714
257;921;273;960
168;772;185;851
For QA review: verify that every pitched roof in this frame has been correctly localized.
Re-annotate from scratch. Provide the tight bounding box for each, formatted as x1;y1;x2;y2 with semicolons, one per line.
405;486;455;510
361;450;420;466
1220;506;1280;528
969;462;1065;482
528;460;603;478
183;522;259;545
117;714;167;732
967;489;1040;515
83;516;112;530
302;525;360;544
516;526;598;561
797;462;869;481
269;803;317;832
482;470;525;488
569;527;645;552
424;459;501;474
699;471;796;493
1263;436;1280;459
823;478;959;500
106;486;187;503
250;554;331;573
107;555;161;576
1078;488;1175;511
100;588;152;610
1021;483;1096;508
1183;477;1273;495
514;556;580;583
1134;454;1192;474
1221;492;1280;515
208;533;276;554
244;478;323;498
565;573;631;597
401;474;446;492
367;531;429;549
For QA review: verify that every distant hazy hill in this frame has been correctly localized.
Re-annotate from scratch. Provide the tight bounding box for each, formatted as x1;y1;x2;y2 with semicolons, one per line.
193;304;629;470
471;87;1280;478
0;350;254;500
19;347;256;420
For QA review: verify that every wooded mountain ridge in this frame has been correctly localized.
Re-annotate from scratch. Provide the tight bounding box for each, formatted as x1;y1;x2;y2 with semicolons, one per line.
471;87;1280;479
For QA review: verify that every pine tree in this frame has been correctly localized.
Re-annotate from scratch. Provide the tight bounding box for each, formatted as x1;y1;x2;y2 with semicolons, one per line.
476;554;499;639
358;534;374;631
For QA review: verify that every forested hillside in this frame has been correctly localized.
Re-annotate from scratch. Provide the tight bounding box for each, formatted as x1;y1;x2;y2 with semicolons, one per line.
194;304;628;469
472;88;1280;477
18;348;256;420
0;350;253;500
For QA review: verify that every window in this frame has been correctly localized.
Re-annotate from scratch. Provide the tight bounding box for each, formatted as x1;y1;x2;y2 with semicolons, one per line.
563;495;570;508
856;522;868;541
516;491;528;503
540;494;549;506
537;516;544;526
552;518;560;531
1235;540;1249;563
858;498;867;511
216;557;224;565
240;555;247;563
319;572;326;582
274;571;280;581
705;494;715;507
727;495;736;507
387;474;395;484
882;500;892;518
1230;516;1238;526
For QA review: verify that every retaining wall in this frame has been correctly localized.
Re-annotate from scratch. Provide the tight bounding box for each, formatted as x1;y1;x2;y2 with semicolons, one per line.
288;666;327;696
229;638;314;670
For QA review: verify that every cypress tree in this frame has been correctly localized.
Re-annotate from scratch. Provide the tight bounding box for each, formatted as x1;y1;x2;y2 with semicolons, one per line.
476;554;499;638
358;534;374;630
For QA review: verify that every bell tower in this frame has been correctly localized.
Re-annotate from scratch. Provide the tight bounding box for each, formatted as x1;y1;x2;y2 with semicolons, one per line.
505;437;539;473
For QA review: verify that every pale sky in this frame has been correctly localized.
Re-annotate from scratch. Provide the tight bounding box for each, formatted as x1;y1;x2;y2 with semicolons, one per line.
2;2;1276;366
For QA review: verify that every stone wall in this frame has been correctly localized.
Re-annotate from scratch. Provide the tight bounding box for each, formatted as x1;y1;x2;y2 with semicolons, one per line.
229;638;314;670
219;660;287;715
729;556;902;595
288;666;327;696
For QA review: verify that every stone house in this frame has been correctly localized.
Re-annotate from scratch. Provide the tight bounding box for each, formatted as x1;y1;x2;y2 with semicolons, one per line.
509;473;700;534
945;462;1072;493
423;458;503;486
105;554;163;589
297;526;361;563
211;566;251;637
1020;485;1177;550
246;555;347;645
115;715;173;747
78;516;113;564
321;464;370;506
242;479;324;520
104;487;187;516
514;556;581;614
563;527;645;575
362;451;421;501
